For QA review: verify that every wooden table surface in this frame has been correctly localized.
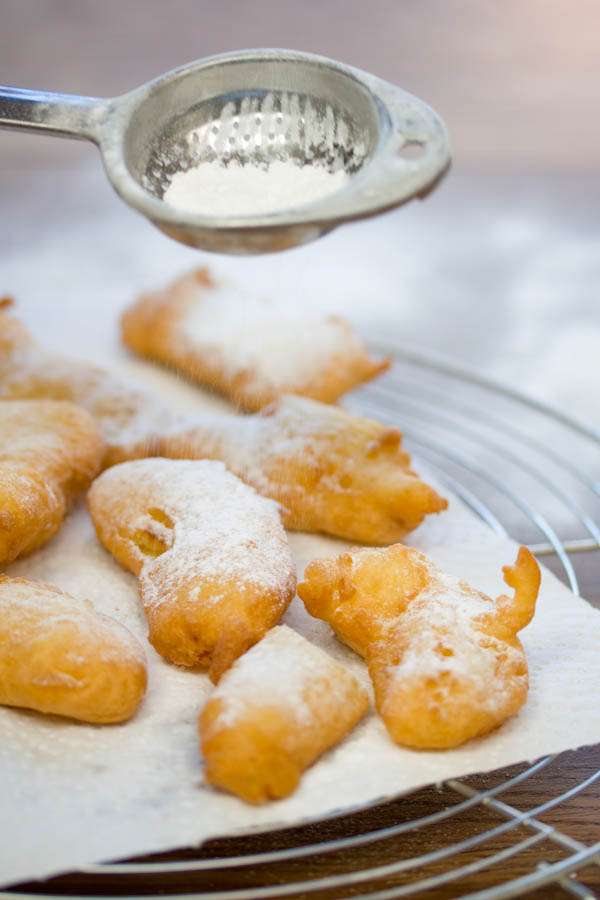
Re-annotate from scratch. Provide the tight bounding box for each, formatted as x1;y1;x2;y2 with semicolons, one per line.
2;3;599;897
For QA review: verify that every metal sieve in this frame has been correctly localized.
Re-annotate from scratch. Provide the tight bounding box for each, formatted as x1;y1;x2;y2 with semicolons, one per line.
0;49;450;254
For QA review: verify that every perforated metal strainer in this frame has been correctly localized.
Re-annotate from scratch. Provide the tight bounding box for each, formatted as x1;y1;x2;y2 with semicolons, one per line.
0;49;450;254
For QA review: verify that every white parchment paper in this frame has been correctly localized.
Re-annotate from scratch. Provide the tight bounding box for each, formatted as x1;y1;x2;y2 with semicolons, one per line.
1;166;600;886
3;417;600;887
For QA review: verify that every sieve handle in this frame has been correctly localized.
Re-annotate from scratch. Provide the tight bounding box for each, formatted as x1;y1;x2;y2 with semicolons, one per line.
0;86;104;141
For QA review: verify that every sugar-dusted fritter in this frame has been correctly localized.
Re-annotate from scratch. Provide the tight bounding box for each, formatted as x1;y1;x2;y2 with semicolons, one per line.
87;458;296;681
199;625;370;803
0;298;171;467
0;399;104;565
0;575;147;723
298;544;540;749
121;267;389;411
120;395;447;545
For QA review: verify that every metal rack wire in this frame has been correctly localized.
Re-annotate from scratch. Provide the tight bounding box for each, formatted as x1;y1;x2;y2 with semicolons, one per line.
5;344;600;900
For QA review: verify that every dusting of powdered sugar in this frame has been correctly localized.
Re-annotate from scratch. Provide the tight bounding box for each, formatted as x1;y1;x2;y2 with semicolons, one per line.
90;458;296;612
177;282;361;391
0;577;146;669
384;564;523;712
208;625;361;729
160;397;361;503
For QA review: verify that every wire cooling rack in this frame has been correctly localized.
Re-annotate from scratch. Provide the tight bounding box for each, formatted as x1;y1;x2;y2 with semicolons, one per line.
5;344;600;900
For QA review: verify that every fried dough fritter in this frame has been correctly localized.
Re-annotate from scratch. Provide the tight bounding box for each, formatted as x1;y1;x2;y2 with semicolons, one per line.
87;458;296;681
0;399;104;564
0;299;170;467
119;395;447;545
298;544;540;749
0;575;147;723
121;267;389;411
199;625;369;803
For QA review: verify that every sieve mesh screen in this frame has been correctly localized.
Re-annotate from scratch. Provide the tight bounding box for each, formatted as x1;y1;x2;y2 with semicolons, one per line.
141;90;369;212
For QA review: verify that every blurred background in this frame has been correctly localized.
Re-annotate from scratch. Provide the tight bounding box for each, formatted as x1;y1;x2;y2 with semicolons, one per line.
2;0;600;170
1;0;599;422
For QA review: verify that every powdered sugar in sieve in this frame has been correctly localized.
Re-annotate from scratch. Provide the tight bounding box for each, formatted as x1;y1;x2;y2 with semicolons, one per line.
143;92;366;217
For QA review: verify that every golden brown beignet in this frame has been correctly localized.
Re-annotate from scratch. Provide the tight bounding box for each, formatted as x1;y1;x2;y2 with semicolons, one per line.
87;458;296;681
298;544;540;749
121;267;389;411
0;575;147;723
0;298;170;467
199;625;369;803
121;395;447;545
0;399;104;564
